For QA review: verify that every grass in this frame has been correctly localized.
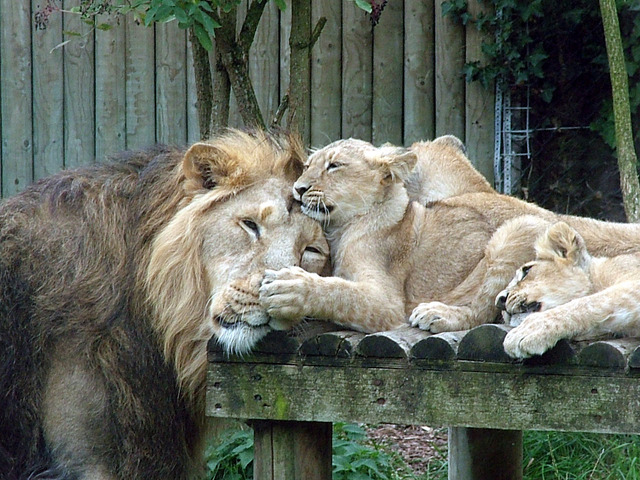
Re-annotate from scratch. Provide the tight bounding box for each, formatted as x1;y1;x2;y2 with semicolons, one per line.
203;425;640;480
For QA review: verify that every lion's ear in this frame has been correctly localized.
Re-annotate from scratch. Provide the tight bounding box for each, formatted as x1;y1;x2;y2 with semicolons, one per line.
375;147;418;184
182;143;238;192
535;222;589;267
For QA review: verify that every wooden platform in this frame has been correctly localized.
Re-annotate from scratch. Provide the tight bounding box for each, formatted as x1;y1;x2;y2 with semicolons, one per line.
206;323;640;479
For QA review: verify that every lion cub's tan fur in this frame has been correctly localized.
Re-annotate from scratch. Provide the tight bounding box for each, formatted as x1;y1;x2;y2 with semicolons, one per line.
500;222;640;358
259;136;640;335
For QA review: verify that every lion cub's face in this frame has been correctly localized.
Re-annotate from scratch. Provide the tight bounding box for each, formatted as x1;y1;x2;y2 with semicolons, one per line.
293;139;417;227
496;222;593;326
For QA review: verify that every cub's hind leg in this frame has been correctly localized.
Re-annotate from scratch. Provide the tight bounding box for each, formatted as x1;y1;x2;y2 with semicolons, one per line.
410;215;552;332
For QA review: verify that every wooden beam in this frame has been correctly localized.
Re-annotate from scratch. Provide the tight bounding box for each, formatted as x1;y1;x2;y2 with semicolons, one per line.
253;420;332;480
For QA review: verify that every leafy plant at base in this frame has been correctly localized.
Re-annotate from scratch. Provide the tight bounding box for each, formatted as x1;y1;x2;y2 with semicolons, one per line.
205;428;254;480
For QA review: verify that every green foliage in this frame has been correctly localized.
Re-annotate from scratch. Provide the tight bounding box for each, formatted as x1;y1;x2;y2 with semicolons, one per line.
441;0;640;149
204;428;254;480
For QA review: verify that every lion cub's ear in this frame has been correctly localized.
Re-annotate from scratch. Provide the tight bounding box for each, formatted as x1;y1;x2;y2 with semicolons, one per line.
535;222;590;268
182;142;242;193
432;135;467;155
373;146;418;184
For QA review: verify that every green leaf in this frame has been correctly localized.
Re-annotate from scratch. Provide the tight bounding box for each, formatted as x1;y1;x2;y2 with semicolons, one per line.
354;0;372;13
274;0;287;10
96;23;114;31
193;22;213;50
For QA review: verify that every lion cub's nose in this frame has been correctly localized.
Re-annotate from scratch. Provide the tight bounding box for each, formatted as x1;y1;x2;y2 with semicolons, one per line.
294;183;309;199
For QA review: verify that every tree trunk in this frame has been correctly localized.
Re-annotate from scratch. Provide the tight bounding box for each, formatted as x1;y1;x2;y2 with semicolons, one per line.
287;0;311;142
599;0;640;222
189;28;214;139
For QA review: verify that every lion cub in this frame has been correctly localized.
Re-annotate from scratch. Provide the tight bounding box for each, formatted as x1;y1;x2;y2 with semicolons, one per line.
500;221;640;359
258;136;496;332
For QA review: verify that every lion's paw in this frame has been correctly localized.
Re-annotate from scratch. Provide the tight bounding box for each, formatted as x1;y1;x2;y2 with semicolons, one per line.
259;267;316;321
503;313;559;359
408;302;471;333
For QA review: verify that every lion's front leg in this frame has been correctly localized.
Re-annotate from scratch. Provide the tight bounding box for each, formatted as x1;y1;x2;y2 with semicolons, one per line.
408;302;473;333
503;310;569;359
259;266;321;328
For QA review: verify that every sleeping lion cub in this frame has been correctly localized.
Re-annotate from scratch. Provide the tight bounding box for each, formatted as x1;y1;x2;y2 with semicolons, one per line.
500;221;640;359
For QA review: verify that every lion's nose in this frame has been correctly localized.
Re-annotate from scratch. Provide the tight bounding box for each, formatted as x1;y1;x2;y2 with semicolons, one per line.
294;184;309;199
495;291;508;310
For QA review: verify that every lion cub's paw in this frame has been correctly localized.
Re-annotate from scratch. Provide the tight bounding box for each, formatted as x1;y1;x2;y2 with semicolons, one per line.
503;312;560;359
259;267;316;321
408;302;471;333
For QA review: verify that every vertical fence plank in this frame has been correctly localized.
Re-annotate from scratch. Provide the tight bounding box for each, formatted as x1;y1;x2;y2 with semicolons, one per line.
404;0;435;144
465;0;495;184
310;0;342;147
125;19;156;149
1;1;33;196
251;1;280;124
31;0;64;181
95;15;126;161
63;0;95;168
156;22;187;145
341;1;372;141
372;0;403;145
435;0;465;140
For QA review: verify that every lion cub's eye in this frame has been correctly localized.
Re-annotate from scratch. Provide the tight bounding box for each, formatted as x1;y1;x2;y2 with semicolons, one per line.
240;219;260;238
304;246;322;254
327;162;342;172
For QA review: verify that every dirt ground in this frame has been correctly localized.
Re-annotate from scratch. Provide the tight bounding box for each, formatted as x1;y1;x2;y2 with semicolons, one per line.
367;424;448;475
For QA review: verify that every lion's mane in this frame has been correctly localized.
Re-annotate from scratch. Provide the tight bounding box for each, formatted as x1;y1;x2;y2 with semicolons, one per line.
0;129;304;479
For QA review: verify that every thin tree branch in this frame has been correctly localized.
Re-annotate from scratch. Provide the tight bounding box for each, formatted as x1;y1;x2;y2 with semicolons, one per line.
238;0;268;55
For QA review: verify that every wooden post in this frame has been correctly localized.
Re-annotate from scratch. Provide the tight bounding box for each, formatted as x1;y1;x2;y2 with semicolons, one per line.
253;420;332;480
448;427;523;480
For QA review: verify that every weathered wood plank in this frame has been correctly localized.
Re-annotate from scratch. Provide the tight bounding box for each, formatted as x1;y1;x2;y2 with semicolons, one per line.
356;325;429;359
1;0;33;196
310;0;342;146
404;0;436;144
372;0;403;145
411;331;464;361
207;362;640;434
95;14;126;161
155;21;187;144
457;324;513;362
434;0;465;139
253;421;332;480
300;331;364;358
63;0;95;168
465;0;495;183
125;19;156;149
341;1;372;141
250;1;280;122
278;1;291;130
31;0;64;181
449;427;522;480
577;338;640;369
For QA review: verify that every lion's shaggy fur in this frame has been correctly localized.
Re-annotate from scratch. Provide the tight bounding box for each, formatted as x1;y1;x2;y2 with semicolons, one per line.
0;129;321;479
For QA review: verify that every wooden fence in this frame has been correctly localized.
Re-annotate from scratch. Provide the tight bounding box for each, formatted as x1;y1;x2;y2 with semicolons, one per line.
0;0;495;199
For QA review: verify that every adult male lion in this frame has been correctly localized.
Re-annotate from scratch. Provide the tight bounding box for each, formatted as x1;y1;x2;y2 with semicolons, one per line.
0;130;328;479
259;136;640;335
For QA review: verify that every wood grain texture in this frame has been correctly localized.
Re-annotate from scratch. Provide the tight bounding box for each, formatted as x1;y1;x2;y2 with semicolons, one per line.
404;0;435;144
310;0;342;146
155;21;187;144
1;0;33;195
341;1;372;140
372;0;403;145
465;0;495;183
63;0;95;168
31;0;63;181
95;14;126;161
125;19;156;148
434;0;465;139
250;1;280;121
